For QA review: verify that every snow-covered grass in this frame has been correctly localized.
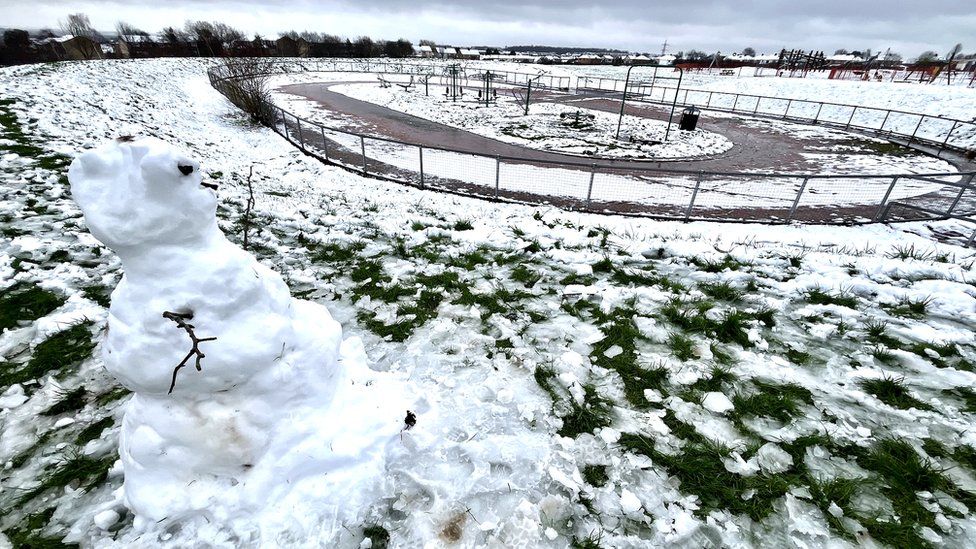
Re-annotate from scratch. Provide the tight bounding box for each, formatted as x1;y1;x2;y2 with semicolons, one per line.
2;58;976;548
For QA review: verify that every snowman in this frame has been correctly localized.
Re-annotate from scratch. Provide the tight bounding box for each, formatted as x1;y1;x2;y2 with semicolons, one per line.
69;137;414;536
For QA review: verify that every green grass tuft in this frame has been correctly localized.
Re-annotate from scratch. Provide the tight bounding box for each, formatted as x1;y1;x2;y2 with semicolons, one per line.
859;375;933;411
0;283;65;332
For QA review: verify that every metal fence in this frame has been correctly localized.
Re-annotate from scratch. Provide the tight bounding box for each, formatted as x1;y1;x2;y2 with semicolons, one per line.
209;60;976;236
577;77;976;155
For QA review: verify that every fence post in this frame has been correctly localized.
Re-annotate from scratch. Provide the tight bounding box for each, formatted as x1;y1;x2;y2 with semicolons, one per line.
706;91;713;108
320;126;329;162
966;228;976;249
909;115;924;144
940;121;959;156
296;117;305;150
281;108;290;140
586;164;596;209
419;146;425;189
731;94;739;112
786;177;809;222
879;110;891;134
783;99;792;119
945;173;975;215
360;136;367;176
685;172;703;221
494;156;501;199
845;106;857;129
813;103;823;124
753;96;761;114
874;176;900;221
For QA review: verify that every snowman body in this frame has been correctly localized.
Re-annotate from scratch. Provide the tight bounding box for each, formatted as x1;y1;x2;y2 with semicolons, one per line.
69;138;406;531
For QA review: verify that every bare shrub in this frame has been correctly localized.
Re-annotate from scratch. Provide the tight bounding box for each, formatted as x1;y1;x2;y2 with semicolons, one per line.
217;57;275;124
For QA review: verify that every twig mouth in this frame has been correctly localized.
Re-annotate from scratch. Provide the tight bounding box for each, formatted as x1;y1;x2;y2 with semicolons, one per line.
200;182;219;190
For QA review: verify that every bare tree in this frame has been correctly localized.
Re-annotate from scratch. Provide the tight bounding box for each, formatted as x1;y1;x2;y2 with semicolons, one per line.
916;50;939;62
60;13;101;59
115;21;147;39
742;47;756;57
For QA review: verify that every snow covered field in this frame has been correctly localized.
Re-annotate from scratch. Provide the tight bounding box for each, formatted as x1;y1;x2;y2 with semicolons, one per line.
2;58;976;548
540;64;976;121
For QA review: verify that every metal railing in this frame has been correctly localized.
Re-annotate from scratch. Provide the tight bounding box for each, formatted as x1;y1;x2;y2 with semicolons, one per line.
577;76;976;155
209;60;976;235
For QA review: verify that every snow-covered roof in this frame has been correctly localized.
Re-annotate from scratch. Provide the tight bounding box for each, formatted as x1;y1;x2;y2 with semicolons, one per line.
459;49;480;56
826;54;863;62
418;45;433;53
627;54;650;61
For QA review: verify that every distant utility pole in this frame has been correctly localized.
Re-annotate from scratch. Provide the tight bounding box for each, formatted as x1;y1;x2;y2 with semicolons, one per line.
660;39;669;56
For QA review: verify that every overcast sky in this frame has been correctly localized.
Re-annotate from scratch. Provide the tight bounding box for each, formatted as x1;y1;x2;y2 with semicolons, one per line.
1;0;973;57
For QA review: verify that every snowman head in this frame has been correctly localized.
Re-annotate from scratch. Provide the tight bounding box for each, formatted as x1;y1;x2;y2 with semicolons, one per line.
69;137;219;251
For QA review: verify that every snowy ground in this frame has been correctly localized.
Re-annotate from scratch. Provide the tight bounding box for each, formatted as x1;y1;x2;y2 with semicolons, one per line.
321;78;732;160
532;64;976;121
2;58;976;548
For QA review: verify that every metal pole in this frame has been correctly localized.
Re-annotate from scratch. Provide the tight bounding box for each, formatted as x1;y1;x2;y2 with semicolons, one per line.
525;80;532;115
281;108;290;140
615;65;635;140
586;163;596;209
360;136;367;175
731;94;739;112
665;68;684;142
753;96;761;114
418;146;425;189
879;110;891;134
813;103;823;124
784;99;792;119
320;126;329;161
845;106;857;129
296;117;305;150
909;115;924;144
787;177;809;222
874;176;900;221
685;171;703;221
946;173;975;215
966;228;976;249
494;156;501;199
940;121;959;155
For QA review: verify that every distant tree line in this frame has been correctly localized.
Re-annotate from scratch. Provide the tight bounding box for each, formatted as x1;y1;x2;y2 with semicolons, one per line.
0;12;417;66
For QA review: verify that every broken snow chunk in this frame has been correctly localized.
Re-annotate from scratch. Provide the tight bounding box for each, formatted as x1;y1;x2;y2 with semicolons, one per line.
924;348;941;359
828;502;844;518
0;384;28;409
603;345;623;358
756;443;793;474
545;527;558;541
94;509;120;529
723;452;760;476
701;392;734;414
620;489;643;514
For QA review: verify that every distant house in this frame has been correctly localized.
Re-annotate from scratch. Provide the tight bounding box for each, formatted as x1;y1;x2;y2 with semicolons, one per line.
654;54;676;65
115;34;159;58
417;44;436;58
276;36;299;57
458;48;481;60
48;35;102;60
438;46;459;59
625;54;652;65
574;54;602;65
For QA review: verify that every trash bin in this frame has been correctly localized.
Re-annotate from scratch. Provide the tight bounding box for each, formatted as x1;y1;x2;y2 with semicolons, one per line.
679;107;700;131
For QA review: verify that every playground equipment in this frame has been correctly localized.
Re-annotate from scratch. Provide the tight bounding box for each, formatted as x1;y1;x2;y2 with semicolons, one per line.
777;49;828;77
476;70;498;107
615;65;684;141
444;63;463;102
510;72;548;115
